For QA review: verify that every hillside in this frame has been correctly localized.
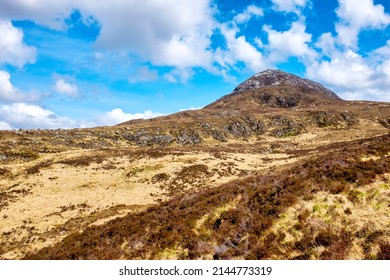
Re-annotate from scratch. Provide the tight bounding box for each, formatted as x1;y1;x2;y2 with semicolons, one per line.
0;70;389;259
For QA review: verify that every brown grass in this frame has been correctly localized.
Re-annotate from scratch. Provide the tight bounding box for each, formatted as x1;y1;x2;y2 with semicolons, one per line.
24;134;390;260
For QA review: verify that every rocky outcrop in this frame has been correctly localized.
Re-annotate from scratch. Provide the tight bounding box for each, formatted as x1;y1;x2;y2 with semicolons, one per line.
205;69;342;109
176;130;202;145
231;69;340;100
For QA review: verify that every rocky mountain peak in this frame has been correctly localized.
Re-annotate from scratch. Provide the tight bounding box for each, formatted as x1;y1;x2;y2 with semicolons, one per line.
232;69;341;100
205;69;342;109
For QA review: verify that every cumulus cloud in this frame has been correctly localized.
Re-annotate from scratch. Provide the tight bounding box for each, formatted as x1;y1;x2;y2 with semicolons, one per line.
233;5;263;24
306;48;390;102
0;20;36;67
213;5;268;77
0;0;74;30
0;0;215;80
264;21;317;63
82;0;214;69
0;1;265;81
0;103;85;129
0;121;12;130
54;78;79;97
128;67;158;83
315;32;337;57
307;50;374;89
0;103;166;130
335;0;390;48
94;108;165;126
215;29;266;74
305;1;390;101
271;0;307;14
0;70;42;102
0;70;25;101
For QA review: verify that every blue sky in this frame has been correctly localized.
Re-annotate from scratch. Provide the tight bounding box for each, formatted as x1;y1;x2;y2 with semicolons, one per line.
0;0;389;129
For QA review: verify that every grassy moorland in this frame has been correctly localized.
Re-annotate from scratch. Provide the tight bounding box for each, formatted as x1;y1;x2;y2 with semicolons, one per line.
22;134;390;260
1;71;390;259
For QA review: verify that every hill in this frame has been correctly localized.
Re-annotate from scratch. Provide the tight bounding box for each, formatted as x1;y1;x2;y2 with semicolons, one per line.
0;69;389;259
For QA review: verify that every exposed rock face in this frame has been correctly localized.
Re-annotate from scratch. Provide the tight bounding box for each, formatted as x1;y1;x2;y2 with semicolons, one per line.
206;69;342;109
231;69;340;100
176;130;202;145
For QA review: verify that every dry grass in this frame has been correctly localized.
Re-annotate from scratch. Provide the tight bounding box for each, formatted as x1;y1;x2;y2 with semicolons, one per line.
0;96;389;260
21;134;390;260
0;143;303;259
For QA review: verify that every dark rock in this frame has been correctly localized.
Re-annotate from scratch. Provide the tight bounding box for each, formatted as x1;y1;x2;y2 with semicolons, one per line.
379;118;390;128
136;134;173;147
271;116;290;127
224;122;252;138
176;130;202;145
313;111;355;128
242;116;265;134
210;130;227;142
122;133;135;142
231;69;341;100
199;122;212;129
270;117;304;137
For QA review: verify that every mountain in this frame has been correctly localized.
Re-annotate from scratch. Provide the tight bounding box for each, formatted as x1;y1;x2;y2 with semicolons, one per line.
206;69;341;109
1;69;390;260
116;69;389;143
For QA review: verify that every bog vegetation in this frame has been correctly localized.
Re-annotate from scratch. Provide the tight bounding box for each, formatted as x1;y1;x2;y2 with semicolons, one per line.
25;134;390;260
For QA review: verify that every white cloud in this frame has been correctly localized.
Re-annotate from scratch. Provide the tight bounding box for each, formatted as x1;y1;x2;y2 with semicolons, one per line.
0;121;12;130
0;103;85;129
0;71;43;102
179;106;202;111
307;50;374;90
82;0;214;70
305;1;390;101
233;5;263;24
0;70;25;101
0;1;266;81
306;47;390;102
373;40;390;58
271;0;307;13
0;20;36;67
0;103;166;129
54;78;79;97
0;1;270;81
94;108;165;126
336;0;390;48
128;66;158;83
215;9;267;77
230;35;265;71
0;0;215;80
315;32;337;57
164;67;194;84
0;0;74;30
337;0;390;29
264;21;317;63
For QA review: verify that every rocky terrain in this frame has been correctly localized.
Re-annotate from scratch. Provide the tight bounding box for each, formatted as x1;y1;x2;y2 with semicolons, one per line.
0;70;389;259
